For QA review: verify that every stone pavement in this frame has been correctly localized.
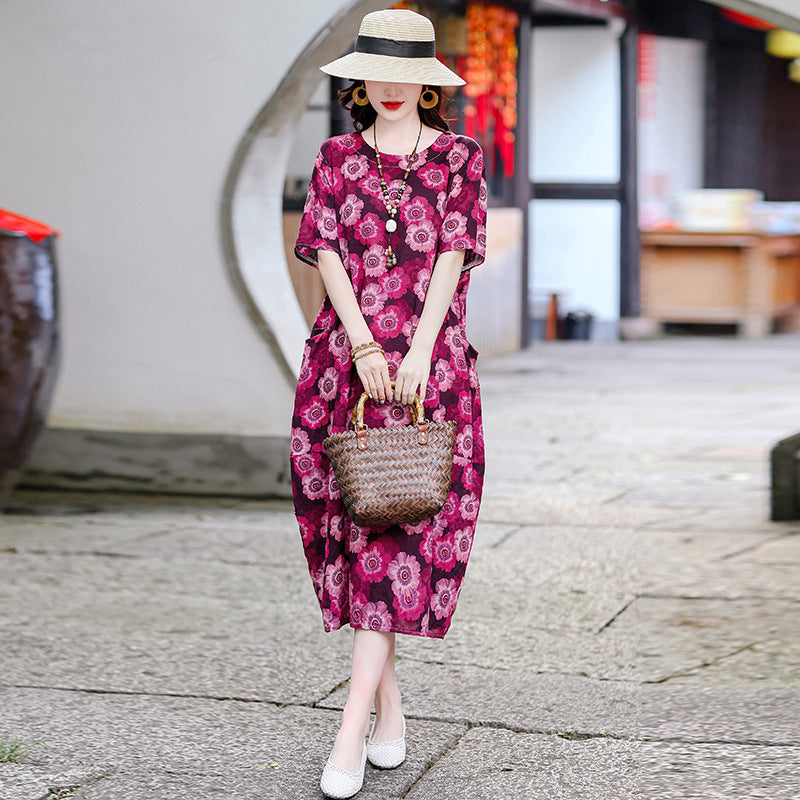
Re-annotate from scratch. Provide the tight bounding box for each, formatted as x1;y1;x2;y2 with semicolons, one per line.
1;334;799;800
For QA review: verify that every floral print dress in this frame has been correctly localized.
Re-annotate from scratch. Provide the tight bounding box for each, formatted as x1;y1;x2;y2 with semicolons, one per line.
291;131;487;639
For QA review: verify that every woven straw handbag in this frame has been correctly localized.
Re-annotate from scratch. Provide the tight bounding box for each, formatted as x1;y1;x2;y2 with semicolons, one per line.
323;387;456;528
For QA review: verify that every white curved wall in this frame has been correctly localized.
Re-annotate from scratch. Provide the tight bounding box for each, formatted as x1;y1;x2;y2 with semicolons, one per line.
0;0;355;437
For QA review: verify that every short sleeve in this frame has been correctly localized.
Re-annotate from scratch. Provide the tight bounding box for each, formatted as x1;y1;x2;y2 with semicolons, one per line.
294;147;342;268
438;138;488;271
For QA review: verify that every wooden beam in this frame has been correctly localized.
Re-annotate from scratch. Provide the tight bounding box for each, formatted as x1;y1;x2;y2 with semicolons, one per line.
532;182;622;200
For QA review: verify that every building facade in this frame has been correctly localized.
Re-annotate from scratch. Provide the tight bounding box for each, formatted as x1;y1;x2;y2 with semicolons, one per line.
1;0;798;495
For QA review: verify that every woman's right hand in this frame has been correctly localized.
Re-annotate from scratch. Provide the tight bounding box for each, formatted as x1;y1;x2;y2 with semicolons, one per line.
355;351;392;403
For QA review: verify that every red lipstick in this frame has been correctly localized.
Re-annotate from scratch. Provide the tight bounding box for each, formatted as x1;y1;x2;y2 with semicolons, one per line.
381;101;403;110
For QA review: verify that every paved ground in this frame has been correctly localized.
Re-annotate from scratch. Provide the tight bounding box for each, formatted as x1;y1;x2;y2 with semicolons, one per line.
1;334;799;800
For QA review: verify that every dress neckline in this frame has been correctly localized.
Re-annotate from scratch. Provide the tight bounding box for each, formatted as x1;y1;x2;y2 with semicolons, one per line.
357;130;453;161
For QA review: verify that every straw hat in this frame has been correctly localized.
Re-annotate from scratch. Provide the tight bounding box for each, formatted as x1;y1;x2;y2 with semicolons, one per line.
320;9;465;86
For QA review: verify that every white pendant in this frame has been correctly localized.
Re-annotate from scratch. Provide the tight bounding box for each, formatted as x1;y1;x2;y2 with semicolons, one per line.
385;218;397;233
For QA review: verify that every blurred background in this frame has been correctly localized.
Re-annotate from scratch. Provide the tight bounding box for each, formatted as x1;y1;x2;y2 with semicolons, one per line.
2;0;800;501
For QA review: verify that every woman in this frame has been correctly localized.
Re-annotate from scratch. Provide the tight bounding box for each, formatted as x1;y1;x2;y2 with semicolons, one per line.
290;9;487;798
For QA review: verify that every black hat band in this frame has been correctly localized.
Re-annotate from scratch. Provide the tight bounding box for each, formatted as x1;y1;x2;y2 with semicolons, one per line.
355;35;436;59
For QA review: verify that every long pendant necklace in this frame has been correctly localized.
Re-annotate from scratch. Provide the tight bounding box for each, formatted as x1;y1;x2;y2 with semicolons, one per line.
373;120;422;268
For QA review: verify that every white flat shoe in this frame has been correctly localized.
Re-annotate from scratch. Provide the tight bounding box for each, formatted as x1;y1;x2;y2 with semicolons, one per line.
320;741;367;799
366;715;406;769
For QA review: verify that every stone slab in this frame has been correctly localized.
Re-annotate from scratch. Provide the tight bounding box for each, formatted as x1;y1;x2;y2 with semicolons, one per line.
1;629;351;707
107;519;302;567
0;765;91;800
0;687;466;800
0;549;351;705
642;741;800;800
0;550;310;638
476;494;673;528
470;521;524;550
641;560;799;598
638;530;800;598
638;529;781;561
607;595;799;682
640;505;794;533
402;622;640;679
733;531;800;565
0;521;302;567
321;661;641;740
476;525;639;594
661;638;800;686
640;684;800;746
404;727;640;800
321;663;800;748
619;480;766;510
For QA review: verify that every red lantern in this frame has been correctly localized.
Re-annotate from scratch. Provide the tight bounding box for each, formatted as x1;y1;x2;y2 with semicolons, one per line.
463;2;519;177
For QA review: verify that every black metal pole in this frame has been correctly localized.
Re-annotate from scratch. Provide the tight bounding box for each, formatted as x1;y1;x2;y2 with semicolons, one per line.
619;14;640;319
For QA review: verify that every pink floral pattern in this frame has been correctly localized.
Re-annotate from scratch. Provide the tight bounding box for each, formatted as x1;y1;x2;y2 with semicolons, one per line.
291;132;487;639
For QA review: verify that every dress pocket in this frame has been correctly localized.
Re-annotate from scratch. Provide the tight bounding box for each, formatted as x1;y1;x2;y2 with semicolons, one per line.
307;306;336;345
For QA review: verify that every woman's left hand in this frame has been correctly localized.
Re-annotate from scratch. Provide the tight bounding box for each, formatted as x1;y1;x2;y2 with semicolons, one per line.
394;344;433;407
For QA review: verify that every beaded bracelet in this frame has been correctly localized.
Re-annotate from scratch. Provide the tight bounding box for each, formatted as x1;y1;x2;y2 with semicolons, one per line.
351;341;382;358
352;345;384;363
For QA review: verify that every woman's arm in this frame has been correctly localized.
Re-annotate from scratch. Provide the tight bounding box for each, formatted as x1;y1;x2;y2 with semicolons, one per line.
394;249;465;406
317;249;392;403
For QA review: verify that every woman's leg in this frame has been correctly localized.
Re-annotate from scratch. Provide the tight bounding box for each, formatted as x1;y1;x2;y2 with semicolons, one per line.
371;633;404;742
329;628;392;770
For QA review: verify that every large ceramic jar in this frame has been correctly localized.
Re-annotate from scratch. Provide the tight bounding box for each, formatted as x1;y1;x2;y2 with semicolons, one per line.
0;210;60;508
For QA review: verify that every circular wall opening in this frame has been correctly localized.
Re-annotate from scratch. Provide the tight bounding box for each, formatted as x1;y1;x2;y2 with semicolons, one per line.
219;0;389;387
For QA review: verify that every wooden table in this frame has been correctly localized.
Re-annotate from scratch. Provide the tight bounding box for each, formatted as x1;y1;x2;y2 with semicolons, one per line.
641;230;800;337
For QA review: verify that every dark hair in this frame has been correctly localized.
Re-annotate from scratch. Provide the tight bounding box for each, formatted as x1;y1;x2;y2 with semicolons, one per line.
337;81;451;133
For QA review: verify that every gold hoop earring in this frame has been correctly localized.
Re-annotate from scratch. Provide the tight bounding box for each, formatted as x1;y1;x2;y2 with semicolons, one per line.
353;84;370;106
419;88;439;110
